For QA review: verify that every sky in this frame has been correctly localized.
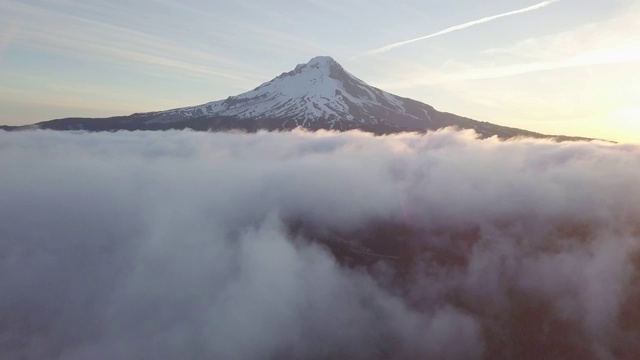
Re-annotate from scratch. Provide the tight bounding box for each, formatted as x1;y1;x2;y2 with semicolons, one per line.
0;0;639;143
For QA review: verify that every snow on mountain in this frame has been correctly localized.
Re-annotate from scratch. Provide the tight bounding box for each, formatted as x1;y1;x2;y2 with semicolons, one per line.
9;55;595;141
145;56;429;130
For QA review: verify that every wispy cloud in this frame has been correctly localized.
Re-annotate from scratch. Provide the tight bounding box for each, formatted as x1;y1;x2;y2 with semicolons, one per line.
374;4;640;88
0;1;265;86
0;19;17;57
451;5;640;81
364;0;563;55
445;42;640;81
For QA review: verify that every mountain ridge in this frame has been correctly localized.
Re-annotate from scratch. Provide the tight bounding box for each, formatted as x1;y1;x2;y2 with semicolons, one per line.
1;56;595;141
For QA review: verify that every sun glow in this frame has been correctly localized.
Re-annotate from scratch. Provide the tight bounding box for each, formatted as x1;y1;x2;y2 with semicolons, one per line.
570;41;640;67
605;107;640;144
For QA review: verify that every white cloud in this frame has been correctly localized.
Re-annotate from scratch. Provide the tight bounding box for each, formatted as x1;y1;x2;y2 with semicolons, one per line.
0;129;639;359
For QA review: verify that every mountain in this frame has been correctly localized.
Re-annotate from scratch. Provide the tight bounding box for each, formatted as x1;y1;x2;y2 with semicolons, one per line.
2;56;591;140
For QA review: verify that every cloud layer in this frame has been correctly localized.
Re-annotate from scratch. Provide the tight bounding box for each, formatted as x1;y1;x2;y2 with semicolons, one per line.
1;129;639;359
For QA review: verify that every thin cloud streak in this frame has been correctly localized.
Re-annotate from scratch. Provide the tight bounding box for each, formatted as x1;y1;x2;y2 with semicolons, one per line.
448;41;640;81
0;19;17;57
365;0;563;55
1;1;264;85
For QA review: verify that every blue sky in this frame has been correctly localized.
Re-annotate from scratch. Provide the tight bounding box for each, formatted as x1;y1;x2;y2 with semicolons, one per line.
1;0;639;142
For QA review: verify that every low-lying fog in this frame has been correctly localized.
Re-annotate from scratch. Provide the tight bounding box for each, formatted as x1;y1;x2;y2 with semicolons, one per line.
1;129;639;359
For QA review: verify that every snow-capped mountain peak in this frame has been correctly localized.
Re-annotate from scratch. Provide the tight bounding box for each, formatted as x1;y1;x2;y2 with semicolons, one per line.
291;55;338;73
75;55;586;140
149;56;419;129
10;55;596;141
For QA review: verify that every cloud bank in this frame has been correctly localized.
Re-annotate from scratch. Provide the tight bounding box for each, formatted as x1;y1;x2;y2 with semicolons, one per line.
1;129;639;359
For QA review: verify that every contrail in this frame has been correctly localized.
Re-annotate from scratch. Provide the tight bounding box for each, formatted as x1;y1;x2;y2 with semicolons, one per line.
365;0;563;55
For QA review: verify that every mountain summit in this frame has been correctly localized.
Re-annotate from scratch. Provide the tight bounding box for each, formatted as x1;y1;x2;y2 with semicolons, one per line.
4;56;591;140
146;56;410;128
144;55;433;132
